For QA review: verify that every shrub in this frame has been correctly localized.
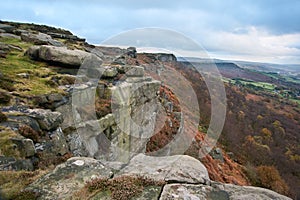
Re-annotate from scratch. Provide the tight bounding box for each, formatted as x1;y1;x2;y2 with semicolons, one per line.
82;175;165;200
260;128;272;138
0;170;45;200
18;125;42;143
256;165;289;195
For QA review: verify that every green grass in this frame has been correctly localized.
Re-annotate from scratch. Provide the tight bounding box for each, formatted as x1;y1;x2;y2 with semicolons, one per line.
0;170;47;200
0;37;63;96
0;128;22;158
243;81;275;90
224;78;276;91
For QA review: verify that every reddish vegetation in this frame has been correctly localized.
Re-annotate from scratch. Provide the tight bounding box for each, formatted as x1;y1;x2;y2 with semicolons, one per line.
201;154;250;185
245;93;263;101
139;55;251;187
146;86;181;152
185;131;250;186
135;53;299;198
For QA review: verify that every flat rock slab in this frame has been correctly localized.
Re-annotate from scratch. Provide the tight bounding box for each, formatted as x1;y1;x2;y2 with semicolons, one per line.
27;157;113;200
36;45;93;67
160;183;292;200
118;154;209;184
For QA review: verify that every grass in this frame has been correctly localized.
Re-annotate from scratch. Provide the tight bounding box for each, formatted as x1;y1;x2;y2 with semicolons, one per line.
0;127;22;158
0;37;63;96
224;78;276;91
0;170;47;200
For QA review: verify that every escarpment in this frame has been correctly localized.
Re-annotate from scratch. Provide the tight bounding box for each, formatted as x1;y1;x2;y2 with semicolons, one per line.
0;21;294;200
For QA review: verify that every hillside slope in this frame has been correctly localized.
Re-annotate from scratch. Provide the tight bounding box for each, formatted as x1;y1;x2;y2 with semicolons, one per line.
0;21;297;199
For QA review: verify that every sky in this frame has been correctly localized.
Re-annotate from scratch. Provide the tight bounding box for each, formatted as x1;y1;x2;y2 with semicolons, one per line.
1;0;300;64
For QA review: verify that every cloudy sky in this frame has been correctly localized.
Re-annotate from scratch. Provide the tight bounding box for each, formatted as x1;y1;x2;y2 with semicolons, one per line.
1;0;300;64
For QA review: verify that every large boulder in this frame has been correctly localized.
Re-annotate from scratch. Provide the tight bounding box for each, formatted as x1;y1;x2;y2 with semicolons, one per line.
26;157;113;200
118;154;209;184
160;182;292;200
37;45;92;67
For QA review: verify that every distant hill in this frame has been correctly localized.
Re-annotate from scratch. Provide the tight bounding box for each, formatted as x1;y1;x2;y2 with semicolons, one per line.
178;57;300;73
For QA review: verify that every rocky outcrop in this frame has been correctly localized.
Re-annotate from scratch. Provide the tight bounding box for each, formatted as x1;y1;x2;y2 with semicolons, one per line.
69;63;160;162
26;153;292;200
1;106;62;132
139;53;177;62
117;154;209;184
47;32;85;42
0;23;15;33
25;45;92;67
21;32;63;47
0;42;22;57
33;93;68;110
160;182;291;200
25;108;63;131
26;157;113;200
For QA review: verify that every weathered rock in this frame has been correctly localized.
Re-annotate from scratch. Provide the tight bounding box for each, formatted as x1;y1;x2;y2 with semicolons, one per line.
38;45;91;66
65;131;88;157
47;93;64;102
0;156;34;171
48;127;69;156
126;46;137;58
14;29;29;35
47;32;86;42
118;154;209;184
160;182;292;200
34;93;68;110
11;138;36;157
73;114;116;158
0;33;21;39
11;159;34;171
26;157;113;200
102;66;118;78
210;147;224;162
25;109;63;131
24;45;40;59
21;32;63;46
4;115;41;131
0;24;15;33
125;66;145;77
157;53;177;62
0;42;22;57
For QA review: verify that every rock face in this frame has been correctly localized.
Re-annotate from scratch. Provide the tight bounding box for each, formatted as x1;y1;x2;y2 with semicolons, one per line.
26;157;113;200
160;182;292;200
70;68;161;162
118;154;209;184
